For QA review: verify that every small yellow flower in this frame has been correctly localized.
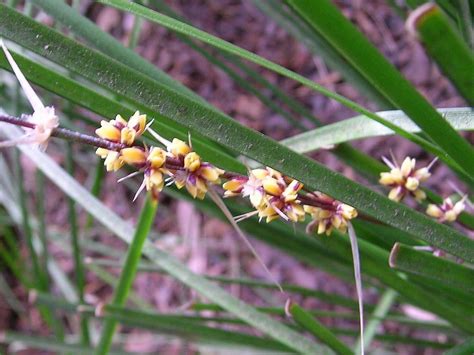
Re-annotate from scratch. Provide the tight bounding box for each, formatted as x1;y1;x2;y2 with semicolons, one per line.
96;120;121;142
184;152;201;172
262;177;283;196
170;149;224;199
127;111;147;136
169;138;192;157
96;111;148;146
96;148;124;172
304;193;357;236
120;147;146;166
379;156;434;202
426;197;466;223
147;147;166;169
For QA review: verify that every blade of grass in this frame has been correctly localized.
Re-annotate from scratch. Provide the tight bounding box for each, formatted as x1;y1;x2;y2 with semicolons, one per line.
389;243;474;293
1;10;471;262
3;125;331;355
355;288;397;354
0;332;130;355
289;303;352;355
95;194;158;355
65;142;90;346
287;0;474;175
444;337;474;355
407;4;474;104
282;107;474;153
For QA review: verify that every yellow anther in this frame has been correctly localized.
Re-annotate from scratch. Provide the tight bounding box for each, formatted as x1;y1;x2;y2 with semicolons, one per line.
120;127;136;145
128;111;147;136
184;152;201;172
263;178;282;196
170;138;191;157
147;147;166;168
120;147;146;165
96;121;121;142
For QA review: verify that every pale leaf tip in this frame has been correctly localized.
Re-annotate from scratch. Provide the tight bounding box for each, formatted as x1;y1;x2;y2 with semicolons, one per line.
389;243;401;268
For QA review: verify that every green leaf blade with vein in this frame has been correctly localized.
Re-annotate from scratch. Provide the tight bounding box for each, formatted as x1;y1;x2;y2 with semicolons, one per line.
0;5;472;262
286;0;474;176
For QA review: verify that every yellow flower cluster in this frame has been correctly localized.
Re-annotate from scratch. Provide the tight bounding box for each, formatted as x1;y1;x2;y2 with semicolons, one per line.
379;156;431;202
426;197;466;223
95;113;223;200
304;193;358;236
167;140;224;199
95;114;358;233
224;167;305;223
95;111;147;172
224;168;357;235
379;155;467;224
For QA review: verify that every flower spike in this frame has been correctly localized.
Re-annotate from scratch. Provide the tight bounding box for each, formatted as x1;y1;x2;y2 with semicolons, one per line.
426;196;466;223
379;156;434;202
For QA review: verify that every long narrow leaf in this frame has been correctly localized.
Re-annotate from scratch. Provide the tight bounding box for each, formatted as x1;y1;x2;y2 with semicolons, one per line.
282;107;474;153
390;243;474;293
95;195;158;354
407;4;474;104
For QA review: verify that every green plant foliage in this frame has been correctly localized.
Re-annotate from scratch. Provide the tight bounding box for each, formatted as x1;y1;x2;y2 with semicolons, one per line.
0;1;472;353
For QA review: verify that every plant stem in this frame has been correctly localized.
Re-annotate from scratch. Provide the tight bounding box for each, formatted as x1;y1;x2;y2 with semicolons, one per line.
94;194;158;354
0;114;126;151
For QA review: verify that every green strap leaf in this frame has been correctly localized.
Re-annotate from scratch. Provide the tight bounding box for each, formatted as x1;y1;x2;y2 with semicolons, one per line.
290;303;353;355
390;243;474;293
407;4;474;105
282;108;474;153
95;195;158;354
